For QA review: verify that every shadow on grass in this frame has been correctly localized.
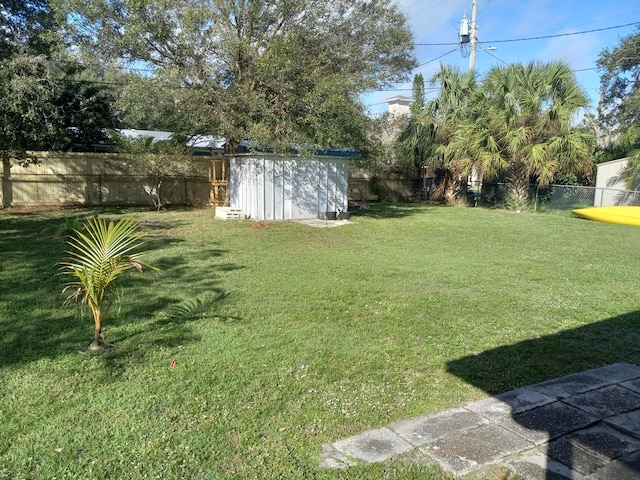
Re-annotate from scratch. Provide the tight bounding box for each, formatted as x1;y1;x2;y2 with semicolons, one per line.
154;289;240;327
90;289;241;380
0;213;84;368
0;209;243;370
447;312;640;393
447;311;640;478
349;202;437;220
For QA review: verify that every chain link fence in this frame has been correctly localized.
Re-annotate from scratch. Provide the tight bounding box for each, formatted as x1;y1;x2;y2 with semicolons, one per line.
471;182;640;212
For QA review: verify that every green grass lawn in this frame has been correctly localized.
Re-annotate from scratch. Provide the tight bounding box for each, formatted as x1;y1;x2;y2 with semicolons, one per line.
2;204;640;479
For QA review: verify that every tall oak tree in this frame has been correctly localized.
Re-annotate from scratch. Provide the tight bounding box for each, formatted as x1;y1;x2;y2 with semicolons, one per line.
54;0;416;153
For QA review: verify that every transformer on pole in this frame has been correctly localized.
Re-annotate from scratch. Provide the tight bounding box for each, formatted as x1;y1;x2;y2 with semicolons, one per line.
459;15;470;44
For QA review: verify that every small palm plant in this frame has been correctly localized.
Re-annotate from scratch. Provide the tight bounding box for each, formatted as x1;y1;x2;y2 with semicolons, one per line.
61;216;158;350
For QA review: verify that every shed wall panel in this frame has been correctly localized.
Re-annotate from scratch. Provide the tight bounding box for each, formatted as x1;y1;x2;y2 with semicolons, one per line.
594;157;640;206
230;155;349;221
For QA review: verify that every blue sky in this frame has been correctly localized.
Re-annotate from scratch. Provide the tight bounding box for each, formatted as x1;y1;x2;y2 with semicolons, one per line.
365;0;640;116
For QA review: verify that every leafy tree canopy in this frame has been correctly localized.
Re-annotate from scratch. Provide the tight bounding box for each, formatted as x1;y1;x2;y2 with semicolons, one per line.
53;0;416;154
410;73;424;114
398;64;479;200
597;26;640;134
0;54;117;161
115;74;182;131
0;0;54;58
0;0;118;162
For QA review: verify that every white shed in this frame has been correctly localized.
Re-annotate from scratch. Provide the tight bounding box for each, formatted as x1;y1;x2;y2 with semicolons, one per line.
594;157;640;206
229;155;349;221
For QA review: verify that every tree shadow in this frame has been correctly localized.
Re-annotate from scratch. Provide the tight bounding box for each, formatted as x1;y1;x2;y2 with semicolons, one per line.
0;210;243;371
349;203;436;219
90;288;239;381
0;213;86;367
153;289;240;328
447;311;640;478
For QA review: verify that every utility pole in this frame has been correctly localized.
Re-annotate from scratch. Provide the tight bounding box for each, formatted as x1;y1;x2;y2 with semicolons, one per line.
469;0;478;72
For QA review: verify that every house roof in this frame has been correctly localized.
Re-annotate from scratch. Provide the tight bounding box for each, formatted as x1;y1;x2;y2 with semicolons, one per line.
117;130;357;156
118;129;226;149
596;157;631;168
383;95;413;104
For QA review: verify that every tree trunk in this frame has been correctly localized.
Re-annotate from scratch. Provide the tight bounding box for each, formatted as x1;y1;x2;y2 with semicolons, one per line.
90;311;113;350
91;328;103;348
507;159;531;209
90;328;114;350
434;169;461;205
2;157;12;208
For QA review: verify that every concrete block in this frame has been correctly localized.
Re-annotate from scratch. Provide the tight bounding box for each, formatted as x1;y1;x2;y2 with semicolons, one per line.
466;387;555;421
547;424;640;476
604;409;640;440
562;385;640;419
584;363;640;383
508;450;584;480
527;372;612;400
390;407;486;446
318;444;359;468
214;207;242;220
499;402;598;444
586;450;640;479
421;424;532;476
332;427;414;464
620;378;640;394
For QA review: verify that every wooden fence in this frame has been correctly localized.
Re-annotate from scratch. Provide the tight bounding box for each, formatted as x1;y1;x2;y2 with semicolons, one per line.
1;152;228;209
0;153;413;209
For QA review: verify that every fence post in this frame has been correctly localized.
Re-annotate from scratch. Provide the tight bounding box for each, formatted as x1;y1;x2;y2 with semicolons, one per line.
1;158;12;208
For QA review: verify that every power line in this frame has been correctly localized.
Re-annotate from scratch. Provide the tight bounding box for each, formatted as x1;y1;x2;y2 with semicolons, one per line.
403;0;428;11
364;56;605;93
366;87;439;94
416;47;459;67
502;10;640;37
481;21;640;44
412;0;447;18
481;49;507;66
414;21;640;46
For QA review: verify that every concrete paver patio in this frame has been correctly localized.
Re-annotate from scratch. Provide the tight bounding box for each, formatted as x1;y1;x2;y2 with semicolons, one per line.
320;363;640;479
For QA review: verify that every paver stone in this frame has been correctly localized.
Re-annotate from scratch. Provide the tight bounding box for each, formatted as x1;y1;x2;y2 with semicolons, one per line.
604;409;640;440
562;385;640;419
466;387;555;421
584;363;640;384
527;373;612;400
547;424;640;476
499;402;597;445
390;407;485;446
421;424;532;476
508;450;585;480
332;427;413;464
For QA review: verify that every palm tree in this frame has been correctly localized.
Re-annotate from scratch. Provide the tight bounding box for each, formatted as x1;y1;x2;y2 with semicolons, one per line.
452;61;595;207
398;64;479;203
61;216;158;350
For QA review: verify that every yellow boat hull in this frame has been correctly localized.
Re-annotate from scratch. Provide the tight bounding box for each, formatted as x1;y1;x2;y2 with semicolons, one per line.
572;206;640;226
